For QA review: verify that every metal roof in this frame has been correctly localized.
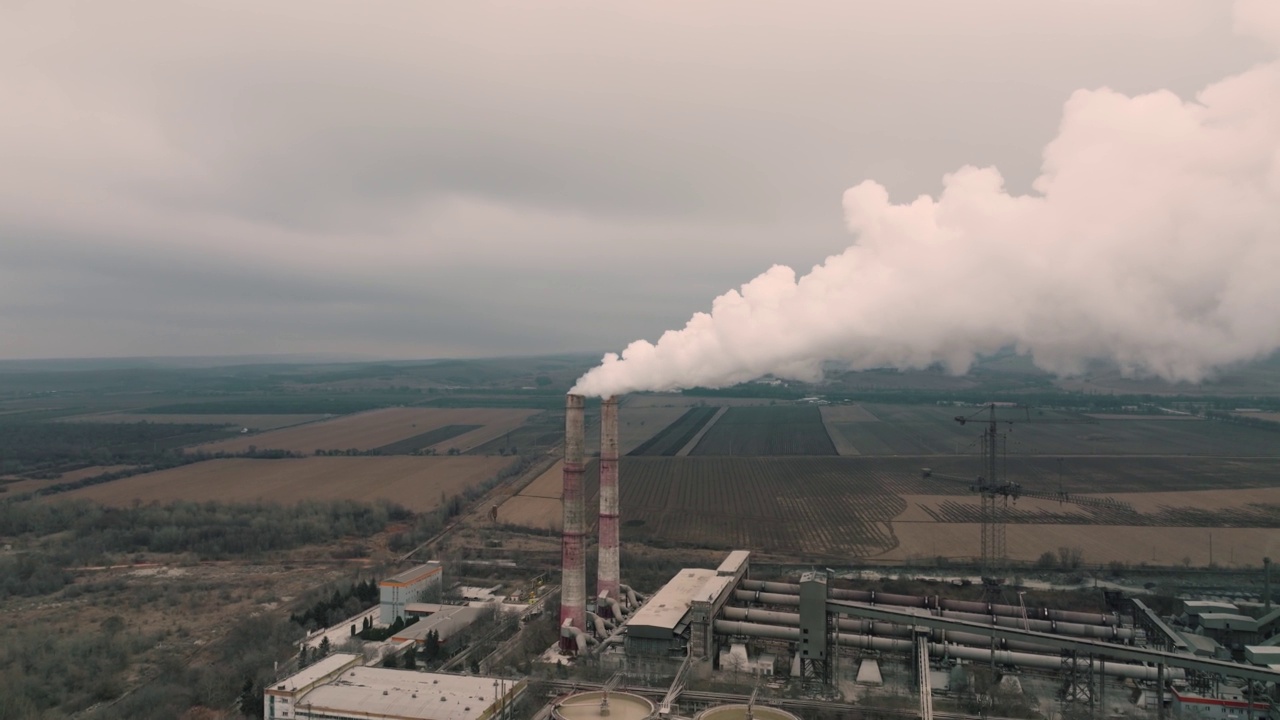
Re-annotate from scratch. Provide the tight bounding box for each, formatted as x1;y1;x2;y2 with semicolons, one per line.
382;561;442;586
393;605;485;643
1183;600;1240;614
295;668;517;720
1198;613;1260;632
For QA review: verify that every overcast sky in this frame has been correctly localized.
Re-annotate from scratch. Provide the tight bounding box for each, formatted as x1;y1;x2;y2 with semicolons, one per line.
0;1;1270;360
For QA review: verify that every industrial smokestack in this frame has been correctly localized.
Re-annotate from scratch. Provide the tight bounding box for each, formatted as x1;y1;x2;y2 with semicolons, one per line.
559;394;587;648
598;395;620;611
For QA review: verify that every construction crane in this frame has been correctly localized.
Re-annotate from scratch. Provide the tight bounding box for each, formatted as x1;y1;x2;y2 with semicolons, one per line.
921;403;1131;584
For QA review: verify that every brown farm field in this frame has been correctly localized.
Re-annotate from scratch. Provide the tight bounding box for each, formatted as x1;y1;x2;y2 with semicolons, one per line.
59;413;328;429
59;456;516;510
496;459;601;531
495;455;1280;564
586;404;696;453
194;407;538;454
882;522;1277;566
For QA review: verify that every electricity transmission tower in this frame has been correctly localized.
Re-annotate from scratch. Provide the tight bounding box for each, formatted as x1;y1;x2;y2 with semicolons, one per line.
922;404;1127;585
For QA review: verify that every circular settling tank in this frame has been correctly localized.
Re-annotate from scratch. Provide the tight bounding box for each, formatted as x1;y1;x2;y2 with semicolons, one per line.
695;705;801;720
552;691;656;720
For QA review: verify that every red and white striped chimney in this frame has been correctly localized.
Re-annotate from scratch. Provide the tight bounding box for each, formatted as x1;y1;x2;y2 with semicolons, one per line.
597;396;620;607
559;394;587;644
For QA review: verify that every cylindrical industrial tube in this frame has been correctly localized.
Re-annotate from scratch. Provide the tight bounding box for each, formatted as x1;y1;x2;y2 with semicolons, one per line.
719;607;1056;653
712;620;1183;681
939;609;1132;640
559;394;587;648
738;580;1119;627
597;396;620;610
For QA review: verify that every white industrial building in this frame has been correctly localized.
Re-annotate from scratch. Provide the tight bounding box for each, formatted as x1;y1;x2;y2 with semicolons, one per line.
264;653;521;720
622;551;747;657
380;561;443;625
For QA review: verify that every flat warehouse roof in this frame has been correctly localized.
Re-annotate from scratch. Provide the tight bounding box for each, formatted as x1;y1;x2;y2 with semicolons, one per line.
296;668;516;720
272;653;360;693
627;568;734;634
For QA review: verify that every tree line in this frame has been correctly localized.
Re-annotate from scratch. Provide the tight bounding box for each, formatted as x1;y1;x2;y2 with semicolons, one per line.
0;499;408;590
0;420;230;475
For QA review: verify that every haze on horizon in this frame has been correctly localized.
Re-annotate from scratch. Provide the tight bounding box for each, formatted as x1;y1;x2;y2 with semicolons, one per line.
1;2;1273;363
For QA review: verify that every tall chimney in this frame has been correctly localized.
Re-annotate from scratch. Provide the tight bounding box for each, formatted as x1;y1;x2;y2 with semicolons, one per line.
598;396;621;608
559;394;587;645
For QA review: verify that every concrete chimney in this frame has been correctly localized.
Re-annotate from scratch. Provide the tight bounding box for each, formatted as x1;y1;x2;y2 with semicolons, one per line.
598;396;621;611
559;394;587;647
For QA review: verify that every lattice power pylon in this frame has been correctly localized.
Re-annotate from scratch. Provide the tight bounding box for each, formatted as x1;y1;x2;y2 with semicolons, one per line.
922;404;1125;586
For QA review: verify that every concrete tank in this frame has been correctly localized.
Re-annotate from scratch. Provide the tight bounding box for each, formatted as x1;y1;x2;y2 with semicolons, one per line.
553;691;656;720
695;705;801;720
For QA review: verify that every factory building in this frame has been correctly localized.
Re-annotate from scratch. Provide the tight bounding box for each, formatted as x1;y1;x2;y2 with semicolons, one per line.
393;605;485;649
264;653;521;720
1182;601;1242;626
1197;614;1260;648
620;551;748;659
625;566;738;657
380;561;443;625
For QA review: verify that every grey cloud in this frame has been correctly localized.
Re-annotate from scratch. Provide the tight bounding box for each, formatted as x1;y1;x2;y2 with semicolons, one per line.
0;1;1271;359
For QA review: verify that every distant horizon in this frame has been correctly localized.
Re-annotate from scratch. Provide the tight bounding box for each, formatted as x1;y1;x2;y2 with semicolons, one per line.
0;349;610;370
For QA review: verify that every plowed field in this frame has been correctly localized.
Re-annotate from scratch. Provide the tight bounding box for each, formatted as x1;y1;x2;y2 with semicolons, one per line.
495;455;1280;562
689;406;836;456
883;522;1278;567
59;456;515;510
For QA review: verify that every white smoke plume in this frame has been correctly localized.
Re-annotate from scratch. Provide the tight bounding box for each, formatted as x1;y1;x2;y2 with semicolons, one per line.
572;1;1280;398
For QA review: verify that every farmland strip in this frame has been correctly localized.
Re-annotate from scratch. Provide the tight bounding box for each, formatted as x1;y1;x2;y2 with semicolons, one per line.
675;407;727;456
689;406;838;456
627;407;719;456
373;425;481;454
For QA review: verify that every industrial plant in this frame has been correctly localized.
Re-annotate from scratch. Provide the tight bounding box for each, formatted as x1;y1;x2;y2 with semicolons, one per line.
251;392;1280;720
538;393;1280;720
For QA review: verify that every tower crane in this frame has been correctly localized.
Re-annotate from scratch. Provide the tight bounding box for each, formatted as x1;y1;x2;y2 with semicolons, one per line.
921;403;1133;584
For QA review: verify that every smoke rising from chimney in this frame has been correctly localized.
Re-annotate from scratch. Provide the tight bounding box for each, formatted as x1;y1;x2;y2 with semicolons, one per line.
572;2;1280;399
